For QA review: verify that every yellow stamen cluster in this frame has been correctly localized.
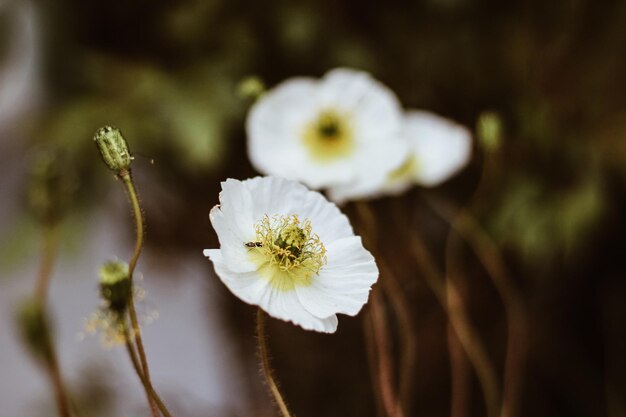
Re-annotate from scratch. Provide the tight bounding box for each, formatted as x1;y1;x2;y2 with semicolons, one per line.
388;156;418;182
250;214;327;290
302;109;354;162
82;285;152;348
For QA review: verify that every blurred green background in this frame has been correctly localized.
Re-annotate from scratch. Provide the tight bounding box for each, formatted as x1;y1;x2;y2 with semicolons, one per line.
1;0;626;416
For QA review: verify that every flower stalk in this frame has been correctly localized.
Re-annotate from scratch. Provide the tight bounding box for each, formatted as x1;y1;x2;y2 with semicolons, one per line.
94;126;172;417
120;169;172;417
256;308;292;417
20;150;75;417
353;202;405;417
409;230;500;417
425;195;529;417
35;225;72;417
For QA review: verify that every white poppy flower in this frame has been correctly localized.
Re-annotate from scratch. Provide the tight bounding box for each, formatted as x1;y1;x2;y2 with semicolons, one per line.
246;68;408;204
204;176;379;333
383;110;472;195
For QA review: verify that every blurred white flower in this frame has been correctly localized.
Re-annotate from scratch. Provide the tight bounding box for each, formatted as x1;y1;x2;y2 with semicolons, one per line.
204;176;378;333
383;110;472;195
246;68;408;203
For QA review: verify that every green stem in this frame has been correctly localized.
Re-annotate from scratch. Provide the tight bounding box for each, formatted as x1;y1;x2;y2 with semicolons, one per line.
35;225;58;303
120;172;143;279
33;224;72;417
256;308;292;417
120;171;172;417
46;339;72;417
123;327;173;417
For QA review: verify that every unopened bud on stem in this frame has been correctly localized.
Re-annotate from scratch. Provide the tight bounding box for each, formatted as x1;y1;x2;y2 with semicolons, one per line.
99;261;132;313
17;297;53;363
476;111;503;153
93;126;133;174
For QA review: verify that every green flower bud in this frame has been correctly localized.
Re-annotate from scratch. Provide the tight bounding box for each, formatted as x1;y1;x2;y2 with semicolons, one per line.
16;297;53;363
26;150;77;225
93;126;133;173
237;76;266;101
476;111;503;153
99;261;132;313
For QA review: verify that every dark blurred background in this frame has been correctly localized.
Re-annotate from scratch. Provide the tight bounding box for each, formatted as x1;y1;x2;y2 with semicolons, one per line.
1;0;625;416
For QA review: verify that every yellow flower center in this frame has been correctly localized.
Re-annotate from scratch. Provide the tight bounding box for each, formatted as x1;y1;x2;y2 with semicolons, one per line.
302;109;354;162
387;156;418;182
248;214;327;291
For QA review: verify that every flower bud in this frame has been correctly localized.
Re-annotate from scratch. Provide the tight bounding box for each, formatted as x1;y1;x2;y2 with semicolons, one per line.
93;126;133;173
25;150;77;225
237;76;266;101
16;297;53;363
476;111;503;153
99;261;132;313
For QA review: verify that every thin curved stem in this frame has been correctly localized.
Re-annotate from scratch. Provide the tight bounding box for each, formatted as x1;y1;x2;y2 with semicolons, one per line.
32;224;72;417
378;259;416;417
46;337;72;417
35;225;58;303
363;307;386;417
120;172;171;416
123;327;172;417
448;322;471;417
354;202;406;417
425;195;529;417
121;172;144;278
409;232;500;417
368;289;404;417
446;231;473;417
256;309;292;417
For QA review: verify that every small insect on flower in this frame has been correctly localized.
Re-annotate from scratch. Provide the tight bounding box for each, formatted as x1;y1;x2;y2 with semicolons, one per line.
244;241;263;248
204;176;379;333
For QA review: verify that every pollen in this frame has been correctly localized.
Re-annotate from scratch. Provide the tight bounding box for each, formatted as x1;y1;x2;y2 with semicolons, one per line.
302;109;355;162
250;214;327;291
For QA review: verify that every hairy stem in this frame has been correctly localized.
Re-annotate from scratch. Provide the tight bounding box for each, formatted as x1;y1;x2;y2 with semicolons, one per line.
256;308;292;417
123;327;172;417
120;172;170;416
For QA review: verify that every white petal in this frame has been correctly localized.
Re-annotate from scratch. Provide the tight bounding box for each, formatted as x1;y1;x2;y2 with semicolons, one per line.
242;176;307;221
205;249;270;305
327;137;409;203
257;286;339;333
246;69;406;192
296;236;378;318
321;69;403;141
404;110;472;187
319;68;402;128
206;241;338;333
298;185;354;244
218;178;256;238
247;78;350;189
209;206;258;273
241;176;355;244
